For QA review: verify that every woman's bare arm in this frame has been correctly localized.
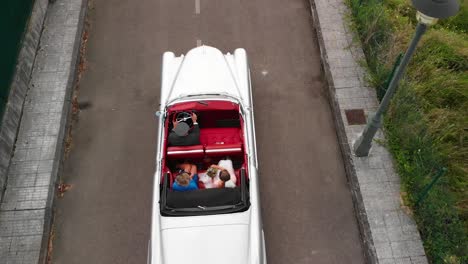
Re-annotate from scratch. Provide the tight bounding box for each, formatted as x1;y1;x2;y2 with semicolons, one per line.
189;164;197;175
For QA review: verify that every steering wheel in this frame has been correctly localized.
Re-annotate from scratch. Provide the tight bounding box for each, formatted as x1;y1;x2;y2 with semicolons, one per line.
175;111;192;123
173;111;194;128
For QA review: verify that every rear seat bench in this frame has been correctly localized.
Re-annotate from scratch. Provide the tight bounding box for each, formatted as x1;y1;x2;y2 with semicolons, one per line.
166;127;243;159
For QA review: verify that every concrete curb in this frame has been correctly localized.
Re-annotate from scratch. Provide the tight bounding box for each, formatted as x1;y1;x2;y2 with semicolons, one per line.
0;0;87;263
309;1;377;263
0;0;49;200
39;1;88;262
309;0;428;263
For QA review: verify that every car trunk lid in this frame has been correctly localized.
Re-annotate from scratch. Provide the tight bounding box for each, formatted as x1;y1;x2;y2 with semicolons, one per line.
161;224;249;264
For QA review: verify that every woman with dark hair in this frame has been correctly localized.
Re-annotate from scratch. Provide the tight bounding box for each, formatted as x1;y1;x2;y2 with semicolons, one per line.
208;158;236;188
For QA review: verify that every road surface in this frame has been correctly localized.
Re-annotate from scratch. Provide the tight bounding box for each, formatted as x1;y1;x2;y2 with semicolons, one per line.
51;0;365;263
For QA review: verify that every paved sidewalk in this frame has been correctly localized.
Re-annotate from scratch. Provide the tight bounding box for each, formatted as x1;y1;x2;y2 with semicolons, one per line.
0;0;86;263
310;0;428;263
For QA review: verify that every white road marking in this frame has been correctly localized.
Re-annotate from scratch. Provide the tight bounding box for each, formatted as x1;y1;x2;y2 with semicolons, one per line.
261;70;268;76
195;0;200;14
197;39;202;46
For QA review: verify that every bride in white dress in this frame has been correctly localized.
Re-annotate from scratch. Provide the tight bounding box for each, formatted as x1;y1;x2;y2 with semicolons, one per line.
199;158;237;188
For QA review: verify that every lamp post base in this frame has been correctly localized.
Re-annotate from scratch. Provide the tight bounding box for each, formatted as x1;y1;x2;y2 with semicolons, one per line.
353;114;381;157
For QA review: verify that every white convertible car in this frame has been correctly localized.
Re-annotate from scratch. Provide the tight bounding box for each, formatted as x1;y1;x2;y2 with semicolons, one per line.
149;46;266;264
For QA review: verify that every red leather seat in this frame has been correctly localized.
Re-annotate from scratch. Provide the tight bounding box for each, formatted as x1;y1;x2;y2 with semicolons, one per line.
200;128;243;157
166;145;204;159
200;128;242;145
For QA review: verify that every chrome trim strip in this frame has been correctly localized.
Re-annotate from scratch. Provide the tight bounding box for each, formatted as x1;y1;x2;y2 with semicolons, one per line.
167;149;204;155
205;148;242;153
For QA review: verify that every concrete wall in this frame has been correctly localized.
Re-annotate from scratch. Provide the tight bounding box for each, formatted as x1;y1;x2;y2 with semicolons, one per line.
0;0;49;199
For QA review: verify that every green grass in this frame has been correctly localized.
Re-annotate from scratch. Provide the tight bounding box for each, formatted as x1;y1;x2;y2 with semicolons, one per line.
347;0;467;263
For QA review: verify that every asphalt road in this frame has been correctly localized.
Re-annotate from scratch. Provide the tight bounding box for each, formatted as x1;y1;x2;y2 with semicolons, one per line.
51;0;365;263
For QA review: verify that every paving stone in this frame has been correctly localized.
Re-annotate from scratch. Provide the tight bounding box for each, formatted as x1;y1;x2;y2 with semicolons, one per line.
10;235;43;252
360;182;383;200
6;173;52;188
37;160;54;173
4;250;41;263
379;258;396;264
0;236;12;252
40;54;61;72
387;226;408;242
368;156;385;169
367;211;386;229
371;227;390;243
366;97;379;109
406;240;425;256
8;160;40;175
1;186;49;210
410;256;428;264
336;87;366;99
398;211;417;227
356;168;388;183
375;242;393;259
391;241;410;258
386;169;401;183
31;71;57;84
401;224;420;238
394;258;412;264
0;209;45;222
384;211;401;227
367;197;400;212
345;97;368;109
384;181;401;197
0;218;44;237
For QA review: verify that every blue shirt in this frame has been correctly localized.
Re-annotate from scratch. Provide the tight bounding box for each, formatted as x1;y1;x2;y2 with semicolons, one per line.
172;174;199;192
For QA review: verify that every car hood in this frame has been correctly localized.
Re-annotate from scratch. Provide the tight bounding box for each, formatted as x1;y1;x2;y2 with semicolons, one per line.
165;46;243;104
161;224;249;264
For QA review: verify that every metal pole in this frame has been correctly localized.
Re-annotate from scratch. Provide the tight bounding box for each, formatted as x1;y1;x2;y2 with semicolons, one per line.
354;22;428;157
378;53;403;100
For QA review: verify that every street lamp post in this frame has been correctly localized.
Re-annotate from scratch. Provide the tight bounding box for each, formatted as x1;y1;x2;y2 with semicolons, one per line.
353;0;460;157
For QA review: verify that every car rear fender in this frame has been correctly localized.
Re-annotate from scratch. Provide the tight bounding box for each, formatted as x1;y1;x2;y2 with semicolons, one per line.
248;167;266;264
150;169;164;264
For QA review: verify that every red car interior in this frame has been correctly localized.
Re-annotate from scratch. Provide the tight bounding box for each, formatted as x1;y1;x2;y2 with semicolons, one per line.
163;100;248;190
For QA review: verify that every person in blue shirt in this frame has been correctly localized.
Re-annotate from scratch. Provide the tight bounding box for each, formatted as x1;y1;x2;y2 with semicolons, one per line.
172;162;199;192
173;172;199;191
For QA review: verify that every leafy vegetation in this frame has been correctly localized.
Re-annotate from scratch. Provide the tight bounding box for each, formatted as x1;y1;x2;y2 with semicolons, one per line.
347;0;467;262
